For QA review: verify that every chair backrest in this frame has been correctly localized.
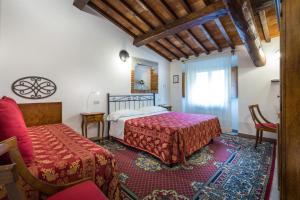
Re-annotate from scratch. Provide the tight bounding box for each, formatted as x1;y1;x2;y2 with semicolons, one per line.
248;104;271;125
0;138;26;200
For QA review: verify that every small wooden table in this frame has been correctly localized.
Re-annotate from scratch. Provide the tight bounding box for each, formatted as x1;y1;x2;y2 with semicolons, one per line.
158;105;172;111
81;112;105;142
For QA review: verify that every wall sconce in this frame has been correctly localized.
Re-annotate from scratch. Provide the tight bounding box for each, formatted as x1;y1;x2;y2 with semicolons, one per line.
119;50;129;62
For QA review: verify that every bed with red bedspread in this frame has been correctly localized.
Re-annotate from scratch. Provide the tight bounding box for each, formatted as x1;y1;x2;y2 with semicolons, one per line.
121;112;222;165
21;124;120;200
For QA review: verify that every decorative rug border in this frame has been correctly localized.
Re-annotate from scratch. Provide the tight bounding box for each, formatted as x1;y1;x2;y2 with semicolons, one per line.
264;143;277;200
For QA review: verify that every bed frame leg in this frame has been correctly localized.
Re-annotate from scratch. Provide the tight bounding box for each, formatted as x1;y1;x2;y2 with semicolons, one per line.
210;139;214;144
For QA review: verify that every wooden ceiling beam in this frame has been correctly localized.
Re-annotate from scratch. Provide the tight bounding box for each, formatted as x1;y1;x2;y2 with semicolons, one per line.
133;1;228;47
168;35;198;57
258;10;271;42
138;0;198;57
199;24;222;51
139;0;166;24
178;0;192;13
102;0;145;34
87;1;135;37
251;0;274;12
187;30;209;54
161;0;208;55
224;0;266;67
121;0;187;58
102;0;179;60
157;40;181;59
160;38;189;58
214;18;235;49
120;0;154;29
146;44;172;61
87;1;173;61
73;0;90;10
149;41;177;60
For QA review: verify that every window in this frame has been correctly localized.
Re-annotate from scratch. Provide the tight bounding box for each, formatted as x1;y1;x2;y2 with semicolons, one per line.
190;69;226;107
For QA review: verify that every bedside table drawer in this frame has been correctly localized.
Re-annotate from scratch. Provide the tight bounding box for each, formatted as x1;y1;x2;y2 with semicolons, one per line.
86;115;102;122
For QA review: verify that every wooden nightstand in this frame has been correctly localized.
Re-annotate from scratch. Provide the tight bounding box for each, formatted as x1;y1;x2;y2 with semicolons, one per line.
158;105;172;111
81;112;105;142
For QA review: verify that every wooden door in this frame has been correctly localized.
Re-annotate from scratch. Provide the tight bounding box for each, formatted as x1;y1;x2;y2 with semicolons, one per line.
280;0;300;199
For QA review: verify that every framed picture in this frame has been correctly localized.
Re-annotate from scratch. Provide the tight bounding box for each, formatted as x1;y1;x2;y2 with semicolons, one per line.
173;75;179;84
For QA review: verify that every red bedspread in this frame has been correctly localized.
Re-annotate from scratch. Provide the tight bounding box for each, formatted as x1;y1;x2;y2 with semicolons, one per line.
124;112;222;164
22;124;120;200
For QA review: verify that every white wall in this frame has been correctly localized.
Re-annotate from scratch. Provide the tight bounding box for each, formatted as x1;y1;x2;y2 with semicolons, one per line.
169;38;280;138
238;37;280;139
0;0;170;136
170;60;183;112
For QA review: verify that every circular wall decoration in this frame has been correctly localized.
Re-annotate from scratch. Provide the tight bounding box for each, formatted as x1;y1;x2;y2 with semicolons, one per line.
11;76;57;99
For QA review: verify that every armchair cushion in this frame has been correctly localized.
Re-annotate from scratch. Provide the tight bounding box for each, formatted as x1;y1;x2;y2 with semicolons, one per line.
47;181;108;200
0;96;33;165
255;122;276;130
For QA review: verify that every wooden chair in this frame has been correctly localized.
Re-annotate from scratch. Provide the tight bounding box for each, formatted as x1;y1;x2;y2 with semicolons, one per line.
0;137;107;200
248;104;277;147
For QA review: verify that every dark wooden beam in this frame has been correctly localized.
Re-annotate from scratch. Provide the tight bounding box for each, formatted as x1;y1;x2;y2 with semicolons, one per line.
214;18;235;49
161;38;189;58
121;0;188;58
179;0;192;13
121;0;154;29
139;0;166;24
73;0;90;10
101;0;179;60
87;1;135;37
258;10;271;42
166;37;190;58
138;0;198;57
161;0;208;55
157;40;180;60
223;0;266;67
199;24;222;51
251;0;274;12
187;30;209;54
146;44;172;61
133;1;228;47
102;0;145;34
173;34;199;56
147;42;176;61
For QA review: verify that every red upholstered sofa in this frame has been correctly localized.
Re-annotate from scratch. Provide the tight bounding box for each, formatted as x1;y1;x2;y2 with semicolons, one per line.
0;97;120;200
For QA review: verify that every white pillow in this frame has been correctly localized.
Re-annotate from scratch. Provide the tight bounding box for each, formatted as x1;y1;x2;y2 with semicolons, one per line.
139;106;167;114
107;109;142;121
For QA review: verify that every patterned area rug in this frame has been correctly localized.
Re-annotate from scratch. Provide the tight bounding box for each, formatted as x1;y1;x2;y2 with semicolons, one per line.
100;134;276;200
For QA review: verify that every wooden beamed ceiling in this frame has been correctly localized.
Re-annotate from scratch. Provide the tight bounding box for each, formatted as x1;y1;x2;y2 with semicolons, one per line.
74;0;279;65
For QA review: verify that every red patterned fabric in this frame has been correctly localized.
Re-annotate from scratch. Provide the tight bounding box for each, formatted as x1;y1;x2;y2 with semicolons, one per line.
47;181;108;200
123;112;222;164
255;123;276;129
0;96;33;165
21;124;120;200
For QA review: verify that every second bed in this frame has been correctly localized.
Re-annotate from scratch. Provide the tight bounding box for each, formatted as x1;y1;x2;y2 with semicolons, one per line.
107;94;222;165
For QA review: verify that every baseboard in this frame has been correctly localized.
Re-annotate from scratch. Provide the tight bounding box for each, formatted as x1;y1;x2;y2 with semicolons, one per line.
237;132;277;143
232;129;239;133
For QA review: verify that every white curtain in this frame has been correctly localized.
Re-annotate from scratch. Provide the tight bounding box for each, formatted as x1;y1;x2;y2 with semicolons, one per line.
183;54;233;131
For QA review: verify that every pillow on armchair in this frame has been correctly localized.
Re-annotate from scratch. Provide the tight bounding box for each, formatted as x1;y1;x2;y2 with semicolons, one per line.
0;96;33;165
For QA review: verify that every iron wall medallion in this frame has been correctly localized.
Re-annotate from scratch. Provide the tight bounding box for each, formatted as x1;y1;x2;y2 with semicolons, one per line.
11;76;57;99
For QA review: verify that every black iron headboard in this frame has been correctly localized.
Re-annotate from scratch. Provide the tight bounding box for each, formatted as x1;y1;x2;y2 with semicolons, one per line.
107;93;156;114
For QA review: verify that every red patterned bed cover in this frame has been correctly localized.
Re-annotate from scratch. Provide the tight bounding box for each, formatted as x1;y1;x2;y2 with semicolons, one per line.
123;112;222;164
23;124;120;200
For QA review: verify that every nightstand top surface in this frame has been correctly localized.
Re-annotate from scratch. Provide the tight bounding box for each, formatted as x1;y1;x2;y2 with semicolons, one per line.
80;112;105;116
